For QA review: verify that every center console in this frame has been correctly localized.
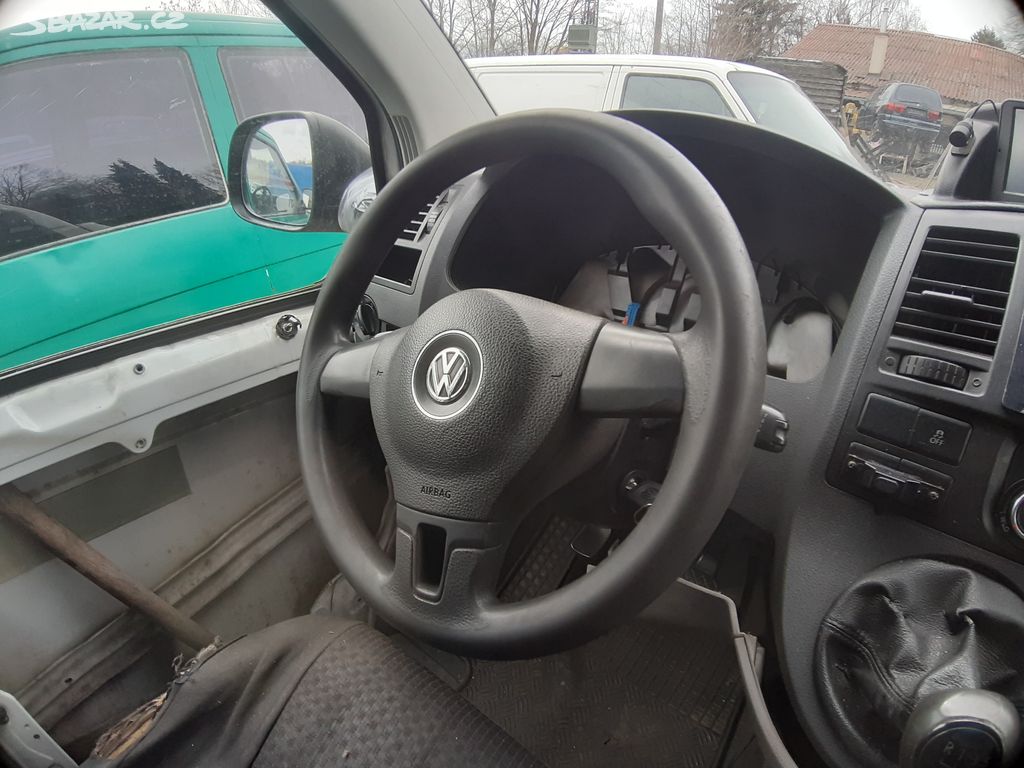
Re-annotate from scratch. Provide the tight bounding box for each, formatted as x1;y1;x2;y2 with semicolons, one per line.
768;101;1024;768
827;209;1024;564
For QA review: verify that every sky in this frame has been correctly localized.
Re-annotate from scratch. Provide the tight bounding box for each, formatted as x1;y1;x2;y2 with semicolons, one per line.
1;0;1022;40
919;0;1020;38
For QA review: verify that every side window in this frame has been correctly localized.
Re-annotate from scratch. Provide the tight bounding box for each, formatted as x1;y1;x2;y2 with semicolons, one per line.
0;50;224;259
0;10;379;377
219;47;368;141
621;74;731;117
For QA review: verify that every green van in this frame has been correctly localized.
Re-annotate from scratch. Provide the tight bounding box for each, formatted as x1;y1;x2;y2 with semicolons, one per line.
0;11;372;371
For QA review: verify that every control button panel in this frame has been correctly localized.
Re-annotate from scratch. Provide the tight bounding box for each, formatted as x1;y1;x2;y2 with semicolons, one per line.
857;394;972;465
842;443;952;508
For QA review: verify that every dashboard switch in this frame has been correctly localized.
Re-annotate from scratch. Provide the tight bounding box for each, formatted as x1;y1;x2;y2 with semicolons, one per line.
870;474;903;497
755;404;789;453
910;410;971;465
858;394;918;447
843;444;951;508
898;355;969;390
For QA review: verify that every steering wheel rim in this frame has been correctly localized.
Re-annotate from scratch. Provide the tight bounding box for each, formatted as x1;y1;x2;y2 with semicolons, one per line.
297;109;766;659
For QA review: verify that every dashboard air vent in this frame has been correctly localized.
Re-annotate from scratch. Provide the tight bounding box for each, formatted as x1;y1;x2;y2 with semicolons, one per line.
399;192;448;242
377;192;451;288
892;227;1020;357
401;204;431;240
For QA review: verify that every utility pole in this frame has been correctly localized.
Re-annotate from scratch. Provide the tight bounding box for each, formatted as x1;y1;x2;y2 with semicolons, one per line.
653;0;665;53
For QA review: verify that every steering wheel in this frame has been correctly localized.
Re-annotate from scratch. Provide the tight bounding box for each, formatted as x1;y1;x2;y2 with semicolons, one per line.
297;110;766;659
250;185;275;215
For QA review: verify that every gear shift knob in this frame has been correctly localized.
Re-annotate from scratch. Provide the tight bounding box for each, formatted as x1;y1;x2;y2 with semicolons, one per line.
900;690;1022;768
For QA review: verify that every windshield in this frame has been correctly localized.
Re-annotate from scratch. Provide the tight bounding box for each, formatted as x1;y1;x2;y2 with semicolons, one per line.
727;71;855;162
438;0;1024;197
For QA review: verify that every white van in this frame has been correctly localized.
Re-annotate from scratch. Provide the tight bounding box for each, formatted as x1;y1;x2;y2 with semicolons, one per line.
466;54;855;163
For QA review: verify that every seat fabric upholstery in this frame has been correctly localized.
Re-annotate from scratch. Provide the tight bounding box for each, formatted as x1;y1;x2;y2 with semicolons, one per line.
83;615;540;768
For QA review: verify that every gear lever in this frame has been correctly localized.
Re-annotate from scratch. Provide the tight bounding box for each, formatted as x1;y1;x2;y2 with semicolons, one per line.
900;690;1022;768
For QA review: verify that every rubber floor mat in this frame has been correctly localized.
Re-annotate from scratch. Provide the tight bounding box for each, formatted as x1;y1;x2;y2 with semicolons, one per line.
462;620;742;768
499;515;583;602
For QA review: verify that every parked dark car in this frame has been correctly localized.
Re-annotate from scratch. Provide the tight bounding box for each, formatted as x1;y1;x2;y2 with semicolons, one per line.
858;82;943;141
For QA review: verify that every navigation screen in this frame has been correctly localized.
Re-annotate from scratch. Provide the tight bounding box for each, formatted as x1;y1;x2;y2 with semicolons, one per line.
1008;108;1024;195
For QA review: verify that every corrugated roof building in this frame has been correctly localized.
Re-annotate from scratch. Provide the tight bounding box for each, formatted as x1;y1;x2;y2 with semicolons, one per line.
783;24;1024;111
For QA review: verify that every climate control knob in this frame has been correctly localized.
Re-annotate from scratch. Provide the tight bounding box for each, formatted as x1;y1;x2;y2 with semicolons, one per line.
1008;491;1024;542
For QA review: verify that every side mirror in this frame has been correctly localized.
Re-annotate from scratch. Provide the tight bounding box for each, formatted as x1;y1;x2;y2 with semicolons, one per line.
228;111;372;232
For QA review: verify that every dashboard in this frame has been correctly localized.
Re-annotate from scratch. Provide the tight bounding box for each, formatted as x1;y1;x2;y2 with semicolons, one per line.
401;113;897;387
361;108;1024;768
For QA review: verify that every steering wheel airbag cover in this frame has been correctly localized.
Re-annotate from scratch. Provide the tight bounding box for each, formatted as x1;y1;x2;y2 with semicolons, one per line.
371;288;604;521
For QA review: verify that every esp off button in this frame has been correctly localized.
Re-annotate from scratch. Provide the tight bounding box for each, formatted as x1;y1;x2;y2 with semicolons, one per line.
910;410;971;465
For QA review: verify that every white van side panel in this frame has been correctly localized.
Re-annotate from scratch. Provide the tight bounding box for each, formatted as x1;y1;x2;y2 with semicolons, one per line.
473;66;614;113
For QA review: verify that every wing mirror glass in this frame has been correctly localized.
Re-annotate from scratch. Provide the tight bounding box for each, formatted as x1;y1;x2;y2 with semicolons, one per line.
242;118;312;226
228;111;372;232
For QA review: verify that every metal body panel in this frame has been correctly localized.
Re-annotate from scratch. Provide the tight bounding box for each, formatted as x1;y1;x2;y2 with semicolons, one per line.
0;388;303;691
0;306;310;483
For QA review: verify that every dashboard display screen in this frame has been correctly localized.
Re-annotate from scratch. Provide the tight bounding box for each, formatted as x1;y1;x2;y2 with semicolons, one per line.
1007;108;1024;195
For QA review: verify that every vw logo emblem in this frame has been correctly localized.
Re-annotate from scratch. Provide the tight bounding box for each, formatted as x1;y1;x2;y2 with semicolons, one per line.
412;331;482;419
425;347;471;404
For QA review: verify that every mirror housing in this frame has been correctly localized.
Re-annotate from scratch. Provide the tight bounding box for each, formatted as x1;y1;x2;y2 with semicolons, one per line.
228;111;371;232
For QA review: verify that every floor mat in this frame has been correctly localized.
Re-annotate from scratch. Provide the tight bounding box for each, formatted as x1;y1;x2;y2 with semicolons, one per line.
498;514;583;602
462;619;742;768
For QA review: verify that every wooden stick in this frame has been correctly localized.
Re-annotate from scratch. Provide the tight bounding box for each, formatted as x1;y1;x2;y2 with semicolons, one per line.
0;485;215;651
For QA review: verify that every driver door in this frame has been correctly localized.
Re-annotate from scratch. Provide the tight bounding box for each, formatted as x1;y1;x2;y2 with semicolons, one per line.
0;3;489;760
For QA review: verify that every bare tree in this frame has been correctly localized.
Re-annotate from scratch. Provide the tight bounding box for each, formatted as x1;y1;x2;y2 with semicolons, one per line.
599;0;655;54
799;0;924;32
423;0;580;56
509;0;584;54
598;0;716;56
0;165;50;208
166;0;272;16
462;0;519;56
421;0;932;60
664;0;716;56
1002;15;1024;54
424;0;476;52
711;0;803;60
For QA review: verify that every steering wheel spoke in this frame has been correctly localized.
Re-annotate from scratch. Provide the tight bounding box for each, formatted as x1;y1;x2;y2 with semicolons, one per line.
389;504;509;613
578;323;685;417
319;328;406;398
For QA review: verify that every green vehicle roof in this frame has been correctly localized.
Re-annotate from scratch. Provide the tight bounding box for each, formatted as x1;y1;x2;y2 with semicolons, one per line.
0;11;292;55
